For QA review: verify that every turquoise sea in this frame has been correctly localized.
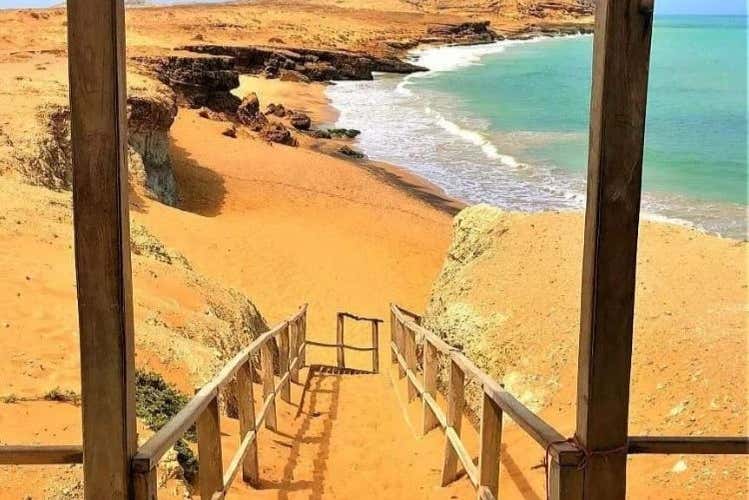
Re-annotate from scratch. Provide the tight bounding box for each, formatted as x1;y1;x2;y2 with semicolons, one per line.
328;16;747;238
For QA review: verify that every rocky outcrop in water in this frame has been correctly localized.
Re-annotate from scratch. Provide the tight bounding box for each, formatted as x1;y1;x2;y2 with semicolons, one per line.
178;44;428;81
133;53;241;112
424;21;497;44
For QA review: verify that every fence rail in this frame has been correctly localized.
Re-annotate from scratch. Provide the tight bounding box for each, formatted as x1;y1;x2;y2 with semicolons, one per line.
389;304;749;500
132;304;308;500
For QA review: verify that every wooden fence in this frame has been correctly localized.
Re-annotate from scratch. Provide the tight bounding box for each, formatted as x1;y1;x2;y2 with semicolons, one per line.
389;304;749;500
304;312;382;374
132;304;308;500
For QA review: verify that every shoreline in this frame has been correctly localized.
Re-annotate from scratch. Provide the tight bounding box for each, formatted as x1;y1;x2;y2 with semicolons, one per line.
324;36;747;241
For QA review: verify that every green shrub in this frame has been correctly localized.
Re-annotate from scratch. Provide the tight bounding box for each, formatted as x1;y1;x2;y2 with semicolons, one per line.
135;370;198;483
44;387;80;405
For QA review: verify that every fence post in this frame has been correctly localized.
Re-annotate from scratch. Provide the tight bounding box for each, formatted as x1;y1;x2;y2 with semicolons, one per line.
197;396;223;500
441;358;465;486
390;308;398;365
260;342;277;431
278;323;291;403
289;319;300;384
133;468;157;500
336;313;345;369
548;442;584;500
396;316;406;379
300;312;307;367
477;390;503;499
237;361;259;486
422;340;439;434
404;324;418;402
371;321;380;374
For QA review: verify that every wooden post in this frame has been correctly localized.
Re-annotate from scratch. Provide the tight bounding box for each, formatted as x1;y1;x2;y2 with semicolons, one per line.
67;0;135;497
548;442;584;500
422;340;439;434
395;317;406;379
404;325;418;402
279;324;291;403
336;314;345;369
260;343;277;431
299;313;307;367
441;359;465;486
197;396;223;500
236;362;259;486
575;0;655;498
371;321;380;374
133;468;158;500
289;320;300;384
390;308;398;365
477;390;503;499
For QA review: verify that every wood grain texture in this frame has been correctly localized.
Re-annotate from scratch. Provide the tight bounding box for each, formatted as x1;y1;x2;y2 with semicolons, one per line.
404;325;418;402
261;343;278;431
422;340;440;434
441;359;465;486
371;321;380;373
478;391;502;499
66;0;135;497
278;324;291;403
197;396;223;500
0;445;83;465
336;314;345;368
575;0;655;497
133;468;158;500
237;362;260;486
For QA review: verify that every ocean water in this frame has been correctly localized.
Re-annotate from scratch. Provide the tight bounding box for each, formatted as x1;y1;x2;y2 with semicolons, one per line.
327;16;748;238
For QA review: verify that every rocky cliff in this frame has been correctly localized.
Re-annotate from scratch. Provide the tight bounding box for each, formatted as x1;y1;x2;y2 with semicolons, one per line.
4;75;179;206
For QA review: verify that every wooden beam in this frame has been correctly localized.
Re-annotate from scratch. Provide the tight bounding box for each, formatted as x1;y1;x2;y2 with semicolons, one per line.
575;0;655;498
0;445;83;465
66;0;135;497
236;362;260;486
197;396;224;500
404;325;418;402
628;436;749;455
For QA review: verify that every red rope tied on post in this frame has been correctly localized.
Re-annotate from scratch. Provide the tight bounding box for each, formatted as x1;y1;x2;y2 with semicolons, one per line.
543;435;629;500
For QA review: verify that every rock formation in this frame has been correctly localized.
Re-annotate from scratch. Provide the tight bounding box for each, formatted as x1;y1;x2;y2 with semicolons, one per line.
133;52;241;112
178;44;428;81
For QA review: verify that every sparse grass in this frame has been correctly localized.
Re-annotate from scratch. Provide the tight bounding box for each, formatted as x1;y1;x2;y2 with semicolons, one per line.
135;370;198;483
43;387;81;406
1;394;19;404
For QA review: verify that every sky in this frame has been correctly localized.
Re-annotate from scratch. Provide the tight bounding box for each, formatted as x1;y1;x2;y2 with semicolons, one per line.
0;0;747;14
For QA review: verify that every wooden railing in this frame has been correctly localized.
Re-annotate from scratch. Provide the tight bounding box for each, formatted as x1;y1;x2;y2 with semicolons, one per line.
304;312;382;374
390;304;749;500
132;304;308;500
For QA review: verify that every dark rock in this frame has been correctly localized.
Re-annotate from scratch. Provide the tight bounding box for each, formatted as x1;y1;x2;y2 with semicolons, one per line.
327;128;361;139
237;92;260;122
339;145;364;159
289;112;311;130
266;103;287;118
261;123;296;146
307;129;332;139
222;125;237;138
279;69;311;83
425;21;497;43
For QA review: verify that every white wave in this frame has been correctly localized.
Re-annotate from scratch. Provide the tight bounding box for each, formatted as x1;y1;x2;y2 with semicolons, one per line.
429;109;520;168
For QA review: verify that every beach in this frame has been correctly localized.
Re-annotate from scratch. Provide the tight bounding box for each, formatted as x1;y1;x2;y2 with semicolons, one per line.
0;1;746;498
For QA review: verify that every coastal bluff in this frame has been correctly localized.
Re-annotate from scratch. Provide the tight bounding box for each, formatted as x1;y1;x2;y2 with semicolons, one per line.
423;204;747;497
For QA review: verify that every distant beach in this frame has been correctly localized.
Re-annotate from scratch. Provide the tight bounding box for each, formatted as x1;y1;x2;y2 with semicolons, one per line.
328;16;748;239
